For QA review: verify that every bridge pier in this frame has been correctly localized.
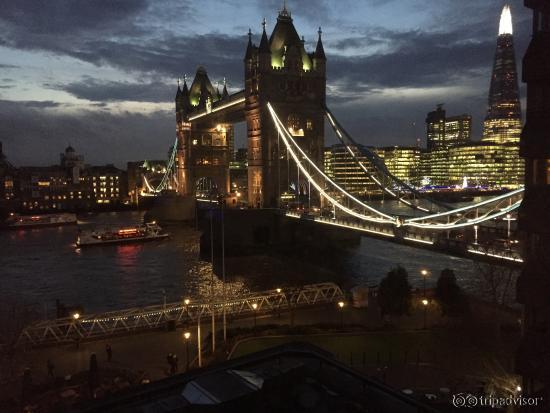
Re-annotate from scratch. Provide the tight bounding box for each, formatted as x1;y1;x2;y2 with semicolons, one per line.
197;208;361;271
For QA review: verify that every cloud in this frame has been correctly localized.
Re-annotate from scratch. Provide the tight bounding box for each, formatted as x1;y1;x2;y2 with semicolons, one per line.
55;78;175;103
0;100;174;167
0;100;62;108
0;0;534;163
0;0;148;35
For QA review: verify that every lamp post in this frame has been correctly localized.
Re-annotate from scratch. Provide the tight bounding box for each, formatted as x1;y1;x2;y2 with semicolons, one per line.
209;201;216;354
221;196;227;344
473;225;479;245
197;315;202;368
421;269;429;329
252;303;258;330
338;301;345;329
183;331;191;371
422;299;429;329
161;289;167;312
276;288;282;318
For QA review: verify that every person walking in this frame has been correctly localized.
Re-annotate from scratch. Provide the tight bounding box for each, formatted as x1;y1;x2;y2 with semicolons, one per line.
106;344;112;362
173;354;178;373
167;353;174;375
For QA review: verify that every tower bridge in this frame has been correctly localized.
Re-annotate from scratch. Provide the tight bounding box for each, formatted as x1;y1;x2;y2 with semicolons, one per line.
144;4;525;264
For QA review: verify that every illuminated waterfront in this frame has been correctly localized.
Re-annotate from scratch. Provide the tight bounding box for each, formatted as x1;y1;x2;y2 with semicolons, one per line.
0;204;511;319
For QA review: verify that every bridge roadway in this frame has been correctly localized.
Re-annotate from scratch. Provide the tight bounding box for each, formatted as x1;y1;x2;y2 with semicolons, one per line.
284;212;523;266
17;283;344;348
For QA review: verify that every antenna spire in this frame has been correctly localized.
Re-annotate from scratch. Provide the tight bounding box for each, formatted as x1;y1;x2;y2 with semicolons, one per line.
499;4;513;35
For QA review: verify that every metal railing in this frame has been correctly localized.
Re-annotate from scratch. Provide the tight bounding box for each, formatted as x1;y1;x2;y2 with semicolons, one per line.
17;283;344;347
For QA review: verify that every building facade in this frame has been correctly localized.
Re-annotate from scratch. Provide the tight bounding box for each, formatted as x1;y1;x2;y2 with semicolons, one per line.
378;146;421;186
323;144;379;195
2;144;128;212
422;106;472;186
448;142;523;188
516;0;550;401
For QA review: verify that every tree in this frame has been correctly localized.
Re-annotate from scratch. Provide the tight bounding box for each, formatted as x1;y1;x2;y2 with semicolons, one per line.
435;268;468;317
378;266;412;317
473;262;517;306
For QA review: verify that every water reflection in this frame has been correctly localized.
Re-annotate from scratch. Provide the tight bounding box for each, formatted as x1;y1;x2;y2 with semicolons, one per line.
0;208;517;317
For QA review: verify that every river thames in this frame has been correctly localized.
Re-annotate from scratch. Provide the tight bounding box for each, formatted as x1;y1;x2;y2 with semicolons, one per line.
0;205;515;320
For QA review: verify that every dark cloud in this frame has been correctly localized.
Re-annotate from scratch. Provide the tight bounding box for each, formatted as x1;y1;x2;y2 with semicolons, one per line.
0;0;148;35
0;100;174;167
1;100;62;108
1;31;246;87
0;0;535;162
56;78;174;103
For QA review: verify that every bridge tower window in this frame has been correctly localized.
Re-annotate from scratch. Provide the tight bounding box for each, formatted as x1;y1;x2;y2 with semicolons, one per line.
288;114;304;136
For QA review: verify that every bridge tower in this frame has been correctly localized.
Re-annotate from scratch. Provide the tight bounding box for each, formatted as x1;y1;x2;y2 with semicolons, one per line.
517;0;550;402
175;68;232;197
244;5;326;207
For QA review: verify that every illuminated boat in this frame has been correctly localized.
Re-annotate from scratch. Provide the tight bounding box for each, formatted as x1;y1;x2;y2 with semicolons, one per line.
3;213;77;229
76;222;169;247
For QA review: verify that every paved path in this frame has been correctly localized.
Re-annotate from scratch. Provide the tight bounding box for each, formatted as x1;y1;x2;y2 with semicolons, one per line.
4;303;388;383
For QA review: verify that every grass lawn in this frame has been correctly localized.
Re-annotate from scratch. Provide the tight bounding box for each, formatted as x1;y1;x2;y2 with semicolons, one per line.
232;331;441;364
230;329;516;390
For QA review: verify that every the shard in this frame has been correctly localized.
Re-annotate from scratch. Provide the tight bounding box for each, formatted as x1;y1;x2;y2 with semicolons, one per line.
482;4;522;144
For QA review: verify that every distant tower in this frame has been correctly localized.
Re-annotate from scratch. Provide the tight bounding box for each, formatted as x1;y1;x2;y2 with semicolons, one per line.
482;4;522;144
516;0;550;404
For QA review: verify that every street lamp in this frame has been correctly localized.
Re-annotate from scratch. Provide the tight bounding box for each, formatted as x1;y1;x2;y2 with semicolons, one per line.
421;270;429;329
276;288;282;318
183;331;191;371
338;301;345;328
184;299;190;306
252;303;258;329
72;312;80;320
422;298;429;329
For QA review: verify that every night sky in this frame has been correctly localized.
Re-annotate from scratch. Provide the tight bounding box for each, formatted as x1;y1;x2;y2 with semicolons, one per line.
0;0;531;167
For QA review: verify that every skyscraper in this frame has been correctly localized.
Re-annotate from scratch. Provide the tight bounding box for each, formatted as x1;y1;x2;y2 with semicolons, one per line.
482;4;522;144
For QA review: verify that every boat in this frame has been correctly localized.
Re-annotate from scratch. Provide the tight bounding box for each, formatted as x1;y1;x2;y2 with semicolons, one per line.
3;213;77;229
76;222;169;247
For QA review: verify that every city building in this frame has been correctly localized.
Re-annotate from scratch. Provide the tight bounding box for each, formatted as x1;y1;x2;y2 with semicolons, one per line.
83;165;126;206
3;144;128;212
378;146;421;187
481;4;522;145
420;6;523;189
422;106;472;186
448;142;523;188
324;144;380;196
0;142;16;205
426;105;471;151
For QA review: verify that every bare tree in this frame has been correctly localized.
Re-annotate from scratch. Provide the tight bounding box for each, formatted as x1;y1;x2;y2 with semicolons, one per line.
473;262;518;306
